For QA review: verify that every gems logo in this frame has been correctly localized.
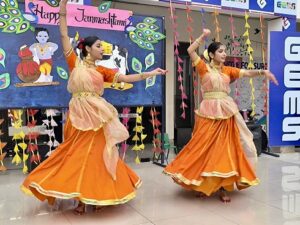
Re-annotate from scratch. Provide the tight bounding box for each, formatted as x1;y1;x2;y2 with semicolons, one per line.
277;1;296;10
282;37;300;141
257;0;266;9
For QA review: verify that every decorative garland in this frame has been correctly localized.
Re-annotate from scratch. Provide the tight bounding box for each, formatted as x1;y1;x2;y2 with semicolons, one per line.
169;0;188;119
120;107;130;160
259;14;268;116
131;107;147;164
229;13;241;106
243;12;256;116
0;118;7;171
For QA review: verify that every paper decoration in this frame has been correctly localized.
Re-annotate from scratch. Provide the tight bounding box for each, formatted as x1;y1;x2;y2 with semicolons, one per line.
213;10;221;42
120;107;130;160
26;109;40;170
0;118;7;171
43;109;60;157
44;0;59;7
243;12;256;116
0;48;6;67
98;1;112;13
0;72;10;90
0;0;33;34
150;107;162;154
10;110;24;167
56;66;69;80
169;0;188;119
260;14;268;116
229;14;241;107
128;16;165;50
131;107;146;164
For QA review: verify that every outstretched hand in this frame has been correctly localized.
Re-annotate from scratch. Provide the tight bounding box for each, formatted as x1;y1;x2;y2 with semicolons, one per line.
265;70;279;86
202;29;211;38
148;68;168;76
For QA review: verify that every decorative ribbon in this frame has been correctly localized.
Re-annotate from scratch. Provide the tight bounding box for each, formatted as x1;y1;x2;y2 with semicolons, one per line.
26;109;40;170
259;14;268;116
243;12;256;116
0;118;7;171
131;107;147;164
120;107;130;160
229;13;241;106
213;10;221;42
150;107;162;154
169;0;188;119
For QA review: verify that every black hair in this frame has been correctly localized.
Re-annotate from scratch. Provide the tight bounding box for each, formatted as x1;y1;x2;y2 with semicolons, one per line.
207;42;223;61
77;36;100;57
34;27;49;40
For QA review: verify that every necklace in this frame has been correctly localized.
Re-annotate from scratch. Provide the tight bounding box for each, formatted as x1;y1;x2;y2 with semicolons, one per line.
83;57;96;68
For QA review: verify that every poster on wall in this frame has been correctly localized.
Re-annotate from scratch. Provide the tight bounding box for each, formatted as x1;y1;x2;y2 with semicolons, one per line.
0;0;166;108
269;31;300;146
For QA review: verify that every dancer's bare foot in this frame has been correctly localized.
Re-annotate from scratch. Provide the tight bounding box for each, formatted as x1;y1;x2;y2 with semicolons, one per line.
219;188;231;203
195;192;207;199
73;202;86;215
93;205;104;213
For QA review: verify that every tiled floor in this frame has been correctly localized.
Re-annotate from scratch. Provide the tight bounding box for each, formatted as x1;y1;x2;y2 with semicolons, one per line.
0;152;300;225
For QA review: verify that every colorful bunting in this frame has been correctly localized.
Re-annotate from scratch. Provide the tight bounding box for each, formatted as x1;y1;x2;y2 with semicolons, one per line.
229;14;240;107
43;109;60;157
213;10;221;42
243;12;256;116
120;107;130;160
26;109;40;170
150;107;162;155
0;118;7;171
131;107;146;164
260;14;268;116
169;0;188;119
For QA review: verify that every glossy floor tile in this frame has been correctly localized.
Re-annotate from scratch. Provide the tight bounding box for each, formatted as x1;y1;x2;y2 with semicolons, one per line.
0;152;300;225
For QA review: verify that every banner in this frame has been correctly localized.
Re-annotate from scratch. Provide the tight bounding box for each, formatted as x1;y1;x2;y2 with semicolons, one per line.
274;0;297;17
221;0;249;10
25;0;132;31
193;0;221;6
249;0;274;13
269;32;300;146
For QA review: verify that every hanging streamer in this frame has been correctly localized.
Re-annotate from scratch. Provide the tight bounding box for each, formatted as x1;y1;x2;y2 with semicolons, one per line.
0;118;7;171
169;0;188;119
185;2;198;110
229;13;241;106
131;107;146;164
10;110;24;167
120;107;130;160
213;10;221;42
150;107;162;155
43;109;60;157
259;14;268;116
243;12;256;116
26;109;40;170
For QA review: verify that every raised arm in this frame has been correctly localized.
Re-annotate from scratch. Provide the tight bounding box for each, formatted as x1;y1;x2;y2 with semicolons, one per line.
59;0;72;55
187;29;211;62
243;69;279;85
117;68;168;83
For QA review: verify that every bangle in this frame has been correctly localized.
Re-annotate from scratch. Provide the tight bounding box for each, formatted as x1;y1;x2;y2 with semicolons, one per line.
258;70;264;76
195;38;202;45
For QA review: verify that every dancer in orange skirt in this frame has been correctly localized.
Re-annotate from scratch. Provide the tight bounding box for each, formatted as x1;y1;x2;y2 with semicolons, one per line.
21;0;167;214
164;29;278;202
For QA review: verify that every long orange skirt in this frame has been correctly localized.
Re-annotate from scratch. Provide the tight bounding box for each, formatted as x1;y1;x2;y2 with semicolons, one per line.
164;115;259;196
21;117;141;205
